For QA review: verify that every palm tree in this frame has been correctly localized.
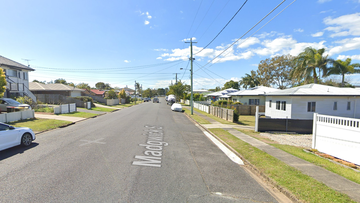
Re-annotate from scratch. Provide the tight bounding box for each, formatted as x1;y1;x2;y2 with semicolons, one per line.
240;70;260;89
326;58;360;87
291;47;333;84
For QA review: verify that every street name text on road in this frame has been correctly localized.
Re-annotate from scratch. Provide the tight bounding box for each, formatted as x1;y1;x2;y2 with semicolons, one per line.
132;125;168;167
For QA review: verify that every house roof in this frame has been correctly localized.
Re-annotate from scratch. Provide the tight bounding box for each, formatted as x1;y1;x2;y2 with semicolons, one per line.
29;82;84;91
267;84;360;96
90;89;105;95
228;86;278;96
206;88;239;97
0;55;35;71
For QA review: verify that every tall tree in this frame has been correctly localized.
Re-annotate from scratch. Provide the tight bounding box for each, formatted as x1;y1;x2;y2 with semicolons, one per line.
326;58;360;87
168;81;187;102
291;47;333;84
95;82;106;90
0;69;7;97
76;82;91;90
54;78;68;84
223;80;239;90
257;55;297;89
240;70;259;89
118;89;127;99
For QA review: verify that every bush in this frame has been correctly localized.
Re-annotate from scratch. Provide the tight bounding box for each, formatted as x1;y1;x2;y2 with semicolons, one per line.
232;107;239;122
212;100;233;107
34;106;54;113
105;90;117;99
74;96;95;107
16;96;37;109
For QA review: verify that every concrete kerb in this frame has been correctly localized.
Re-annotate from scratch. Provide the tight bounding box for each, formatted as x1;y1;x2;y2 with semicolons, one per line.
183;113;300;203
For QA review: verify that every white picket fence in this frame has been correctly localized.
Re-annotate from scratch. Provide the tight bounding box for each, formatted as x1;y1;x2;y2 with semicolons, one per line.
312;113;360;166
0;110;35;123
54;103;77;114
193;102;210;113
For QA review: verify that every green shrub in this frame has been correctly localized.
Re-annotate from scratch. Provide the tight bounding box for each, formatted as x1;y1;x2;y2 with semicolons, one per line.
16;96;37;109
34;106;54;113
232;107;239;122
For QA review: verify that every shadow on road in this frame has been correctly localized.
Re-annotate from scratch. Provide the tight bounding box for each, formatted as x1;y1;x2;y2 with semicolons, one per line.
0;143;39;161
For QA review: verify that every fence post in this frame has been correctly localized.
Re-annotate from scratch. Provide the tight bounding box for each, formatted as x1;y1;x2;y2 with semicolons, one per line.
312;113;318;149
255;106;259;132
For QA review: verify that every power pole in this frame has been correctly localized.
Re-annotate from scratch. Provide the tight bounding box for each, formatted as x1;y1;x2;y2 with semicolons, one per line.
174;73;181;84
185;38;197;115
134;80;136;105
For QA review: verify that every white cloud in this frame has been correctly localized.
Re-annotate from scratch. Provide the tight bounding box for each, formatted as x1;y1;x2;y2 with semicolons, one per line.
328;37;360;56
256;31;278;39
144;20;150;25
154;48;169;52
156;57;162;60
294;28;304;33
337;55;360;60
182;37;197;42
146;12;152;19
311;32;324;37
324;13;360;37
236;37;260;49
318;0;332;3
124;60;130;63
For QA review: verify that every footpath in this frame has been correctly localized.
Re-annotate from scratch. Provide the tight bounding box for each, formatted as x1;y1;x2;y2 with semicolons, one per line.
184;106;360;202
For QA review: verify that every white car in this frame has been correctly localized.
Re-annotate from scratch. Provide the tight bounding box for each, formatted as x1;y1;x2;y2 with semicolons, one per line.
0;122;36;151
171;103;182;112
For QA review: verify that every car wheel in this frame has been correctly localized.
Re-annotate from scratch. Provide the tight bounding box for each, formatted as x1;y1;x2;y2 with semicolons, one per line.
21;133;33;147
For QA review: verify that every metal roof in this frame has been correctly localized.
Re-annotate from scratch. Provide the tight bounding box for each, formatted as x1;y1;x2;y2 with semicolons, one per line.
29;82;84;91
266;84;360;96
0;55;35;71
206;88;239;97
228;86;278;96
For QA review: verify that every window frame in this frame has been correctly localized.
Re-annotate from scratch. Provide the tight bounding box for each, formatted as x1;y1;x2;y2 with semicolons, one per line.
307;102;316;112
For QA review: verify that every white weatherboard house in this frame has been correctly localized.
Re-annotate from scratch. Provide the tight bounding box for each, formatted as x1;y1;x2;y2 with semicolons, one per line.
265;84;360;119
228;86;278;105
0;55;36;102
206;88;239;102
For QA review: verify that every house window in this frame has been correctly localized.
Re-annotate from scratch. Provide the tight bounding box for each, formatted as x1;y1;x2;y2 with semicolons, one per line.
232;99;237;102
281;101;286;111
347;101;351;110
333;102;337;110
18;71;21;78
276;101;281;110
269;100;272;108
249;99;259;105
308;102;316;112
23;72;28;80
7;69;16;77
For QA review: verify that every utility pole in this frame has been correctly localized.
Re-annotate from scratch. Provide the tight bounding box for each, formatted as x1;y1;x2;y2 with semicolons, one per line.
185;38;197;115
174;73;181;84
135;80;136;105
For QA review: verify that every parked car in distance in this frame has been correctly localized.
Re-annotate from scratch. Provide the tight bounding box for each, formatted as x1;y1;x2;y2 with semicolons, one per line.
171;103;182;112
0;98;31;113
143;98;149;102
165;96;168;101
0;122;36;151
153;98;159;103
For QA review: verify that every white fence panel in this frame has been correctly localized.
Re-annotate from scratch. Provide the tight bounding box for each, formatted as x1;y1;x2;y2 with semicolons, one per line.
70;103;76;112
313;113;360;166
0;110;35;123
60;104;69;114
106;99;119;106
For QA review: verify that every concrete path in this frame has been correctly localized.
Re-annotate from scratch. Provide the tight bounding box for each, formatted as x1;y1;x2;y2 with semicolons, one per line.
94;103;121;109
185;106;360;202
35;113;86;122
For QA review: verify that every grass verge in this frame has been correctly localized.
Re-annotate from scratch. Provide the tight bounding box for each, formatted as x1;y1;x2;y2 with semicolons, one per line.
59;111;98;118
183;108;211;124
9;118;73;133
209;128;355;203
112;101;143;108
272;144;360;185
79;107;115;112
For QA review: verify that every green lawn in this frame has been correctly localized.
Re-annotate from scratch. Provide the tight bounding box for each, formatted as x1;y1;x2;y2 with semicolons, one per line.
183;108;211;124
112;101;143;108
59;111;98;118
237;115;256;126
9;118;73;133
273;144;360;185
79;107;116;112
209;128;355;203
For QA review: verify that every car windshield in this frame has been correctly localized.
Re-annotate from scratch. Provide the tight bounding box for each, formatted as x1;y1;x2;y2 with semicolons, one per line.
3;99;21;105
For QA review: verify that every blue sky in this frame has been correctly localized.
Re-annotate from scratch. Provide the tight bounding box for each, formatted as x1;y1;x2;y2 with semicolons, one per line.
1;0;360;90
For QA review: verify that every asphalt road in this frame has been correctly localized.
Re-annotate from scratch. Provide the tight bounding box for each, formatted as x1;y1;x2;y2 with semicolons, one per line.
0;98;278;203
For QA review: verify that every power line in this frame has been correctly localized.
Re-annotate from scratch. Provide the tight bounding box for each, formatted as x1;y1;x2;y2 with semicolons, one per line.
180;60;190;81
196;0;231;43
185;0;204;41
194;0;249;55
191;0;216;37
195;0;289;73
